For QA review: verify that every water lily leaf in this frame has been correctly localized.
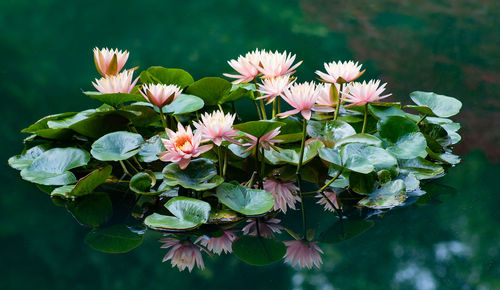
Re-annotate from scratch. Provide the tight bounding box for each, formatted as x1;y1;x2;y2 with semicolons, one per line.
208;209;243;224
378;116;427;159
162;158;223;191
85;224;143;253
219;85;253;104
185;77;232;106
358;179;407;209
341;143;398;173
144;197;211;230
334;133;382;148
320;219;375;243
160;94;204;115
8;145;49;170
307;120;356;147
368;104;407;120
20;148;90;185
407;91;462;117
349;172;377;194
129;171;165;195
216;183;274;216
233;120;285;138
140;66;194;88
228;143;251;158
138;135;165;162
85;92;144;107
21;112;77;133
66;192;113;227
51;166;113;198
264;140;324;166
91;131;144;161
399;157;445;179
426;149;461;165
420;123;451;152
232;236;286;266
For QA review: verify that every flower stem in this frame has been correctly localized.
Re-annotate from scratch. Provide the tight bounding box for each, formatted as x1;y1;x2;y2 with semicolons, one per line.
361;103;368;133
218;146;223;176
259;100;268;120
125;159;139;174
416;114;427;126
255;137;263;189
277;98;281;115
272;99;277;119
159;109;168;131
333;83;343;120
296;118;307;174
119;160;132;177
317;169;343;193
254;100;262;120
223;146;228;179
296;118;308;238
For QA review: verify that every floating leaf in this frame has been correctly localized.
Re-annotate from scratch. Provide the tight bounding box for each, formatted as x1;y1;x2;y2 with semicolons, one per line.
85;224;143;253
368;104;407;119
21;112;77;133
185;77;232;106
320;219;375;243
144;197;211;230
399;157;445;179
233;120;285;138
129;171;165;195
334;133;382;148
160;94;204;115
378;116;427;159
232;236;286;266
408;91;462;117
51;166;113;198
162;158;223;191
8;145;49;170
307;120;356;147
91;131;144;161
349;172;377;194
85;92;144;107
138;135;165;162
264;141;324;166
216;183;274;216
140;66;194;88
420;123;451;152
66;192;113;227
358;179;407;209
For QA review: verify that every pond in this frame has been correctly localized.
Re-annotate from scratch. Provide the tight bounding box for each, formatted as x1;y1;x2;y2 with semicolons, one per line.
1;0;499;289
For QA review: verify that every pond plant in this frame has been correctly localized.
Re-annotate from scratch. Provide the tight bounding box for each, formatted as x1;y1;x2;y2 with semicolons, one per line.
8;48;463;271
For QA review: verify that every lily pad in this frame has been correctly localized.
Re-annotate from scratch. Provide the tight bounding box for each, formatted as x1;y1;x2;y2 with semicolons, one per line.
358;179;407;209
140;66;194;88
84;92;144;107
232;236;286;266
162;158;223;191
158;94;204;115
129;171;166;195
349;172;377;194
8;145;49;170
264;140;324;166
91;131;144;161
399;157;445;179
50;166;112;198
233;120;286;138
185;77;232;106
377;116;427;159
307;120;356;147
85;224;144;253
144;197;211;230
216;183;274;216
334;133;382;148
138;134;165;162
408;91;462;118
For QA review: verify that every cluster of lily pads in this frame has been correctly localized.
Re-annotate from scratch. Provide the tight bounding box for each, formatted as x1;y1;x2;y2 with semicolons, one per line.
8;48;462;271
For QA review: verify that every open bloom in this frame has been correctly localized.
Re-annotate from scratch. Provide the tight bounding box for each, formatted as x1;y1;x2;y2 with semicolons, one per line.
257;75;293;105
193;110;239;146
93;47;129;76
140;83;182;108
242;218;283;238
316;191;340;212
278;81;319;120
315;60;364;83
284;240;324;269
195;230;238;255
158;123;213;169
92;70;138;94
264;178;300;213
258;50;302;78
242;128;282;153
160;238;205;272
342;79;391;107
313;83;342;113
223;49;262;84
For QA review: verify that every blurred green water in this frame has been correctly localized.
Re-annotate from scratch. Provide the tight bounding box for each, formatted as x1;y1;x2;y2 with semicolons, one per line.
1;0;499;289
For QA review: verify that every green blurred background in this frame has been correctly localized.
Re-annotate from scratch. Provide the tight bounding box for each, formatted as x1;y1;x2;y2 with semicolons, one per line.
1;0;499;289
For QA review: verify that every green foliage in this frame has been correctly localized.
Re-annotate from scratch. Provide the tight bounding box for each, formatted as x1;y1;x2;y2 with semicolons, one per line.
85;224;144;253
140;66;194;88
144;197;211;230
232;236;286;266
407;91;462;117
233;120;286;138
216;183;274;215
91;131;144;161
162;158;223;191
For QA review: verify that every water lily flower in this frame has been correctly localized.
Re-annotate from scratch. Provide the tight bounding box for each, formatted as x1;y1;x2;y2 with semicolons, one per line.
316;191;340;212
278;81;319;120
140;83;182;108
223;49;263;84
313;83;342;113
92;69;138;94
256;75;293;105
195;230;238;255
342;79;391;107
193;110;239;146
242;218;283;238
315;60;364;84
158;123;213;169
93;47;129;76
242;127;282;153
284;239;324;269
258;50;302;78
160;238;205;272
263;178;300;213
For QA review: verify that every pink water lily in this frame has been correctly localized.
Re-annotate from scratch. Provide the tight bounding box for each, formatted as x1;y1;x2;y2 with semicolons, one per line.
158;123;213;169
257;75;293;105
160;238;205;272
242;128;282;153
195;230;238;255
315;60;364;83
193;110;239;146
258;50;302;78
313;83;342;113
278;81;319;120
223;49;263;84
242;218;283;238
263;178;300;213
342;79;391;107
284;239;324;269
316;191;340;212
93;47;129;76
92;69;138;94
140;83;182;108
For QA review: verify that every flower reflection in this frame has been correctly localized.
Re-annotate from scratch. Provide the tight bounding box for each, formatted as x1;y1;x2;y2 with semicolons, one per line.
316;191;340;212
263;178;300;213
284;239;324;269
241;218;283;238
159;238;206;272
195;230;238;255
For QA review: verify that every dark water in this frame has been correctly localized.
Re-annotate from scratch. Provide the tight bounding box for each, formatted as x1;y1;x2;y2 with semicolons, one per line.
1;0;499;289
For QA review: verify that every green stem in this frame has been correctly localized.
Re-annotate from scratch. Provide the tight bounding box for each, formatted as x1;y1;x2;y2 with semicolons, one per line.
333;83;343;120
255;137;263;189
259;100;267;120
296;118;308;238
159;109;168;131
218;104;223;111
125;159;139;174
254;100;262;120
361;103;368;133
119;160;132;177
223;146;228;179
416;114;427;126
272;99;276;119
260;147;266;179
277;97;281;115
318;169;343;193
296;118;307;173
132;156;143;170
217;146;223;176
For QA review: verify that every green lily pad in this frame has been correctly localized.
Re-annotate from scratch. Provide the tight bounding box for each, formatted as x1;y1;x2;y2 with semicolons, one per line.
219;86;253;104
307;120;356;147
138;134;165;162
408;91;462;118
216;183;274;216
91;131;144;161
84;92;144;107
399;157;445;179
160;94;204;115
378;116;427;159
50;166;112;198
368;104;407;119
185;77;232;106
129;171;166;195
334;133;382;148
341;143;398;173
139;66;194;88
320;219;375;243
233;120;286;138
232;236;286;266
264;140;324;166
20;148;90;185
349;172;377;194
8;145;49;170
21;112;77;133
66;192;113;227
144;197;211;230
420;123;451;152
85;224;144;253
358;179;407;209
162;158;223;191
